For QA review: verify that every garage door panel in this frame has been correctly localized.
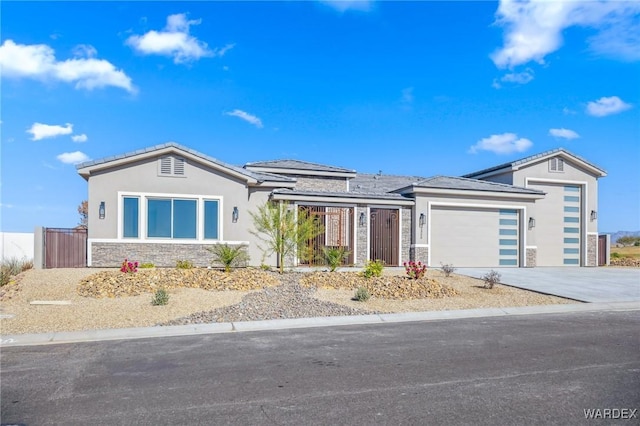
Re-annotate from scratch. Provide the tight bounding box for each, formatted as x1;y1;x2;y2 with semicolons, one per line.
431;207;518;267
528;183;582;266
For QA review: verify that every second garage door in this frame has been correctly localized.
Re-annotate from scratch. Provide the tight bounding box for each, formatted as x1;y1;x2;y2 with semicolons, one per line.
430;206;520;267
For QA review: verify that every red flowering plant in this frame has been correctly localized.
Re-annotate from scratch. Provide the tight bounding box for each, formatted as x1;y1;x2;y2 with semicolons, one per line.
120;259;139;273
403;260;426;279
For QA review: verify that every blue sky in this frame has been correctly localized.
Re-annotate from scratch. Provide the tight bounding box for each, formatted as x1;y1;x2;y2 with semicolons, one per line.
1;0;639;233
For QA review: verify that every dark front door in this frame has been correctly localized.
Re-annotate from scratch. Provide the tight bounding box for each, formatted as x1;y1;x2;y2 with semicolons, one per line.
598;235;607;266
370;208;399;266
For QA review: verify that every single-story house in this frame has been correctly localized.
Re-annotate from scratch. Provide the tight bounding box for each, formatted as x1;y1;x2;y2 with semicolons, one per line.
76;143;606;268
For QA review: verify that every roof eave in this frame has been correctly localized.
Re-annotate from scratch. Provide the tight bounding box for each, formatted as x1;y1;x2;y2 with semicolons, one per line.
76;145;259;184
271;192;414;206
397;186;545;199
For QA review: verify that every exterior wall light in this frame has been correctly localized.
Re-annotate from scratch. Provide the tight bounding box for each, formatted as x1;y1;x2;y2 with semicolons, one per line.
232;206;239;223
359;212;366;227
99;201;106;220
590;210;597;221
528;217;535;229
419;213;426;227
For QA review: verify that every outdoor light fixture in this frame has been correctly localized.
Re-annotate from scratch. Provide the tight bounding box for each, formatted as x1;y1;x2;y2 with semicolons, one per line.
528;217;536;229
590;210;597;221
232;206;239;223
359;212;366;226
99;202;105;220
419;213;426;227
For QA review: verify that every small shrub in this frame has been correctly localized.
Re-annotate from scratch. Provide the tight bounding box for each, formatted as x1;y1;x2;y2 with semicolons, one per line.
354;287;371;302
482;270;501;289
322;246;351;272
176;260;194;269
0;267;11;287
139;262;155;269
207;244;250;273
611;252;621;259
403;260;427;279
441;263;456;277
151;288;169;306
362;259;384;278
260;263;271;271
120;259;138;273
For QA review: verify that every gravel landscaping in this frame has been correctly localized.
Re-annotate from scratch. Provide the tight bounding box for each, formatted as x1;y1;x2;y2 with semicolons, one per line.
0;267;573;335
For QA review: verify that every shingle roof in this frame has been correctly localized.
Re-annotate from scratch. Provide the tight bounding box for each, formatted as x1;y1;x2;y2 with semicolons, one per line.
76;142;295;183
245;159;355;173
463;148;606;178
402;175;544;194
349;173;426;194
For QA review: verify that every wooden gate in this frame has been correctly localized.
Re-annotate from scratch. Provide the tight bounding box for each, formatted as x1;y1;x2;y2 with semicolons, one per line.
370;208;399;266
45;227;87;268
299;206;354;266
598;235;607;266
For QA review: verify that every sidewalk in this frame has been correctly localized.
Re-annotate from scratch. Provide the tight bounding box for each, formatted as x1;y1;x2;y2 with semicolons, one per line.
2;300;638;347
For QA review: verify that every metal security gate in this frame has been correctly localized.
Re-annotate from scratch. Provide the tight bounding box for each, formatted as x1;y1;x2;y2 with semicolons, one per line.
299;206;354;266
598;235;607;266
370;208;399;266
44;227;87;268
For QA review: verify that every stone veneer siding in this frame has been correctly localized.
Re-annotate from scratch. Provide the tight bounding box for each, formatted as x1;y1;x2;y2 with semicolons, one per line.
526;247;537;267
293;176;347;192
410;246;429;265
587;234;597;267
356;206;368;266
91;242;248;268
401;207;411;264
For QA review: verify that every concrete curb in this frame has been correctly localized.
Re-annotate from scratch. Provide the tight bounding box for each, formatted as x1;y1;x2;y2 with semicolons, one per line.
2;301;639;347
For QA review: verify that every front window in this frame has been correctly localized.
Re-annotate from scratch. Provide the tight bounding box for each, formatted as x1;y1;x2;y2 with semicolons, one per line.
147;198;197;239
204;200;219;239
121;194;219;240
123;197;139;238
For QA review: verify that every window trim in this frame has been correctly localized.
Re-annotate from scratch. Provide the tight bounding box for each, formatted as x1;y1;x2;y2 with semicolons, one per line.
117;191;223;241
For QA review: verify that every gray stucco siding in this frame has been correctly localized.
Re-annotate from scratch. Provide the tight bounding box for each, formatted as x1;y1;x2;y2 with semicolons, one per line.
86;155;276;267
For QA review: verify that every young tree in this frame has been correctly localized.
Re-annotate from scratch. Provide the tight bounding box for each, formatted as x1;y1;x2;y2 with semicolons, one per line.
78;200;88;227
250;201;323;274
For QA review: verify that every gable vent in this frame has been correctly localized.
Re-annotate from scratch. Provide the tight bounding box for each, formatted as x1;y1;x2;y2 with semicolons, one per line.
173;157;185;175
549;157;564;172
159;156;186;176
160;156;173;174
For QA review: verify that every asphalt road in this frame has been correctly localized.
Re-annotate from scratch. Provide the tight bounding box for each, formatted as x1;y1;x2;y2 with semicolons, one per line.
2;311;639;425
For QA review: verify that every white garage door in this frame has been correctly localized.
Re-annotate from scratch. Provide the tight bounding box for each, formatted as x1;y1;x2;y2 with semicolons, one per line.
527;182;582;266
430;206;519;267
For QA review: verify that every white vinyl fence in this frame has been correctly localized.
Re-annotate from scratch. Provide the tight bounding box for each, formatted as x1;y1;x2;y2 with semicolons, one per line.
0;232;34;261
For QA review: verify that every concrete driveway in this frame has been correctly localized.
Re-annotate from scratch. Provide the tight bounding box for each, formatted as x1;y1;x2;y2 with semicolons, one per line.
456;267;640;303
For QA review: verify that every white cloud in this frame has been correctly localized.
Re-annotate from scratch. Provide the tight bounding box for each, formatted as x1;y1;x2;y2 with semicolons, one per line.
71;134;88;143
0;40;135;93
401;87;414;104
491;0;640;68
225;109;263;128
469;133;533;155
57;151;89;164
586;96;632;117
27;122;73;141
126;13;233;64
320;1;373;12
563;107;577;115
493;68;535;88
549;128;580;140
71;44;97;58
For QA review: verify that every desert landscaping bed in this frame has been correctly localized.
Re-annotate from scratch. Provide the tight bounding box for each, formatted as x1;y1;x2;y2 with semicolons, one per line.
1;267;573;335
